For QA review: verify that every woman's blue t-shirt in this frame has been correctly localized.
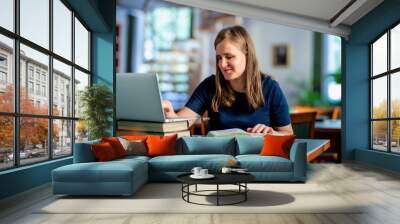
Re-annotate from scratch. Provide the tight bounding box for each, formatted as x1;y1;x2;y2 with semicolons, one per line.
185;75;291;131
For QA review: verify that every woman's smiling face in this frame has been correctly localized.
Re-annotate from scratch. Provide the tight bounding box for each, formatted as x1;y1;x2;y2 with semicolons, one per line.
216;38;247;81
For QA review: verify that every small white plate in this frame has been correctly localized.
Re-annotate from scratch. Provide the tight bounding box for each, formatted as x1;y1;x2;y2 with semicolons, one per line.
190;174;215;179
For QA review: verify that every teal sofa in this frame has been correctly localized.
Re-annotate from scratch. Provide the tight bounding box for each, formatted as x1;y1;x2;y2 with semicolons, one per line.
52;136;307;196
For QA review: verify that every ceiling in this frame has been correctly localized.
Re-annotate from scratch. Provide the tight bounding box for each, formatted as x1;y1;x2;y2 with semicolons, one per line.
117;0;384;38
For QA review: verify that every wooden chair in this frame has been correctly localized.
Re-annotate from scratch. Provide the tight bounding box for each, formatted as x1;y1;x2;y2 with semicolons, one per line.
189;111;209;136
331;106;341;120
292;105;334;120
290;112;317;138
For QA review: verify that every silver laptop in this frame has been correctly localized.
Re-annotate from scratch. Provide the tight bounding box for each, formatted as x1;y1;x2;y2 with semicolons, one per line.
116;73;198;122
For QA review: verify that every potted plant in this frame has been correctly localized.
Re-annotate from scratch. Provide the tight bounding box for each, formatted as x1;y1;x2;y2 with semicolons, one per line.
79;84;113;140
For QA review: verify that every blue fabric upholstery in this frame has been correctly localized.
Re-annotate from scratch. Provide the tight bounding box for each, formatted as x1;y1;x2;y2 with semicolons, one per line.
53;136;308;196
52;158;148;195
289;142;307;181
73;140;100;163
235;136;263;155
177;136;236;155
149;154;234;172
148;154;235;181
236;155;293;172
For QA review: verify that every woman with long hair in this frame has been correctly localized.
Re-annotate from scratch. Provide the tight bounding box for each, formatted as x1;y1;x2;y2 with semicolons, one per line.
163;25;293;135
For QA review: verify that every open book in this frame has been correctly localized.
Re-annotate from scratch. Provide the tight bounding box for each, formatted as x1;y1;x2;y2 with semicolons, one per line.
207;128;264;137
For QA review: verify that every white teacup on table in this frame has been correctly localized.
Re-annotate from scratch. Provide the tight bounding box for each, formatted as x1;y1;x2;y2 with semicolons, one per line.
199;169;208;176
191;167;202;176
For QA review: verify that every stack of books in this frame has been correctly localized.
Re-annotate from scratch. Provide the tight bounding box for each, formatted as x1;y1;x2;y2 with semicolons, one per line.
117;120;191;137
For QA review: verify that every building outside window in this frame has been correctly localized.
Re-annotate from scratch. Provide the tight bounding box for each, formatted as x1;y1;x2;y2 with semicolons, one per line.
0;54;7;88
370;23;400;154
28;81;34;94
28;67;34;80
0;0;91;170
0;71;6;85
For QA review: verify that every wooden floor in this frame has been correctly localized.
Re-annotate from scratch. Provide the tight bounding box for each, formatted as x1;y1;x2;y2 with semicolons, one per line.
1;162;400;224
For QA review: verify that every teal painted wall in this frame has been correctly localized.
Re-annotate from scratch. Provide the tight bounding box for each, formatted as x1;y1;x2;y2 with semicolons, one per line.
0;0;116;200
344;0;400;171
0;158;72;199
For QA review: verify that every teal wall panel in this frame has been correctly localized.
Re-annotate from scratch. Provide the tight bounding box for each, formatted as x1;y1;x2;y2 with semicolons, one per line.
344;0;400;171
0;158;72;199
355;149;400;172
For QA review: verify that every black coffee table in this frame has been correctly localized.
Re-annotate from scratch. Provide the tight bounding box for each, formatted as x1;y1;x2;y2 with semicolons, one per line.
177;173;255;206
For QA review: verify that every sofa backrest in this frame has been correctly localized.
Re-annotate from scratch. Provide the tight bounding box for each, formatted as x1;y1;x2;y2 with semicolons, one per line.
235;136;264;155
73;139;100;163
177;136;236;155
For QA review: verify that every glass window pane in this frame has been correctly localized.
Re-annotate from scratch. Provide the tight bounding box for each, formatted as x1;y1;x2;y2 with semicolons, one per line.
74;69;89;118
372;77;387;119
372;33;387;76
0;0;14;31
0;116;14;170
391;24;400;70
75;120;88;143
391;120;400;153
20;0;49;49
74;18;89;70
53;0;72;60
391;72;400;118
53;119;72;158
20;117;49;165
0;34;14;113
53;59;72;117
372;121;388;151
20;44;49;115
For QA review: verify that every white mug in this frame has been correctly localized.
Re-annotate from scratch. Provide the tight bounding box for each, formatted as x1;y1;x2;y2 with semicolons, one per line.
221;167;232;174
200;169;208;176
191;167;202;176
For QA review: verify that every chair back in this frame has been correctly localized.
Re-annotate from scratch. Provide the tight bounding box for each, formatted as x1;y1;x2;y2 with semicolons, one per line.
290;112;317;138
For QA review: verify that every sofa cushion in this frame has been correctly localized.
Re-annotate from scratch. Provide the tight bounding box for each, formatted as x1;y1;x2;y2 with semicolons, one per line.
123;135;148;141
53;157;148;182
260;134;296;159
101;137;127;158
235;136;263;155
177;136;236;155
119;138;147;156
146;135;177;157
236;155;293;172
148;154;235;172
91;142;118;161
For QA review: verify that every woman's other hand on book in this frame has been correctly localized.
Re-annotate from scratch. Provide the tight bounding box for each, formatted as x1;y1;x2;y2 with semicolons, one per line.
247;124;274;135
162;100;178;118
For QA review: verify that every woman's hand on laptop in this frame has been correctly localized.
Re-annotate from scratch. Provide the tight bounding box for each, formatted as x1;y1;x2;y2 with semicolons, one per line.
162;100;178;118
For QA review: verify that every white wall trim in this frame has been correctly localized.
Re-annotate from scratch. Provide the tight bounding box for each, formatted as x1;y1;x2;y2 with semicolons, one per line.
165;0;351;38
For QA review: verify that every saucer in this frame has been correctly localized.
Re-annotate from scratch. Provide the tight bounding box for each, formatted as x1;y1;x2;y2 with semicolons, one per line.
190;174;215;179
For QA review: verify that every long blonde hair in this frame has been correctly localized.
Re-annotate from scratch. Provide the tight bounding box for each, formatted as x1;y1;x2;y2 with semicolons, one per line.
211;25;264;112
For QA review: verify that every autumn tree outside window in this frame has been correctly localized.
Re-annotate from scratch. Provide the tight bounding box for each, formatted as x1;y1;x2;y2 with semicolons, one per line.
0;0;91;170
370;23;400;154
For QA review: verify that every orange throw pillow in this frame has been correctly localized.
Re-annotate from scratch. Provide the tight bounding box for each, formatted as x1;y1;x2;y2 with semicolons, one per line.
146;135;177;157
91;142;117;161
101;137;126;158
259;134;296;159
123;135;148;141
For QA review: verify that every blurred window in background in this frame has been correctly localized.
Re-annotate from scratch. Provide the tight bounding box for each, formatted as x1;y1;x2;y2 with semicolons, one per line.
140;6;200;110
323;35;341;105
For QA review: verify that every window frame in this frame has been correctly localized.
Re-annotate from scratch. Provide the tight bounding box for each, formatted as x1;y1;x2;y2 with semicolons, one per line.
369;20;400;154
0;0;92;171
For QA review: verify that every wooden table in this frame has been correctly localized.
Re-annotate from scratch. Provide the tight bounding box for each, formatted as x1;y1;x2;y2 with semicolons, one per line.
295;139;331;162
314;120;341;163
